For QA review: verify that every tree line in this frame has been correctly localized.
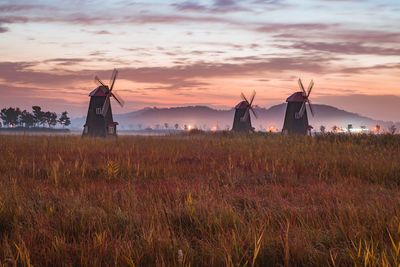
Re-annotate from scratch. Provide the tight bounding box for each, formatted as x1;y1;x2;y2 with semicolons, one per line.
0;106;71;128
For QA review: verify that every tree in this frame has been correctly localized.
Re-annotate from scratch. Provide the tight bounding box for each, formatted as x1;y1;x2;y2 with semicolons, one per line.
331;125;339;133
388;125;397;135
0;107;21;127
174;123;179;130
43;111;51;127
183;124;188;131
320;125;326;134
20;110;36;128
48;112;58;128
164;123;169;130
32;106;45;127
58;111;71;128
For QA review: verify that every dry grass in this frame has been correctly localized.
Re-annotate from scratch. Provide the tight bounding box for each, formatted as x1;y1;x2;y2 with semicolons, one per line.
0;133;399;266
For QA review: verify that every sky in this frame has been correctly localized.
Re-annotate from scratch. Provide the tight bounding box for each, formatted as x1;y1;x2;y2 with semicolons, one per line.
0;0;399;121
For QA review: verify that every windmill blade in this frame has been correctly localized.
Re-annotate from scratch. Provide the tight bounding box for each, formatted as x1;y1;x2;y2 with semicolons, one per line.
307;99;315;116
249;90;256;106
307;80;314;97
298;78;306;95
109;69;118;92
297;101;306;118
109;69;117;87
241;92;250;105
102;95;111;117
250;106;258;119
111;92;125;107
241;108;250;122
95;75;106;87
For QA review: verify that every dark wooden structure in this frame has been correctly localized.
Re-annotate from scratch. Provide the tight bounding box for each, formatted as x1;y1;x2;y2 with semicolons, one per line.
82;69;124;138
231;91;257;132
282;79;314;135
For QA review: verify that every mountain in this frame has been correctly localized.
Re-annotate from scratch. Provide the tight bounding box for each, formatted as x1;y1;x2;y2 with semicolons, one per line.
71;104;397;131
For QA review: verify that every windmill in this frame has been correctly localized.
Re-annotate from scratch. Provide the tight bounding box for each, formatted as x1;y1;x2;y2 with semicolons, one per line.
231;91;258;132
282;79;314;135
82;69;124;137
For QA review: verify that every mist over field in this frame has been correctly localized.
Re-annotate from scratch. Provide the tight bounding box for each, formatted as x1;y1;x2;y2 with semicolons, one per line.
70;104;398;132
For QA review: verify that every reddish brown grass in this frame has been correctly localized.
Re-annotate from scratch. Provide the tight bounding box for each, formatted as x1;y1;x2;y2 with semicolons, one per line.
0;134;399;266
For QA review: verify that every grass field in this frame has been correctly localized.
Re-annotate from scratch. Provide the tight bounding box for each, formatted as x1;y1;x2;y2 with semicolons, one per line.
0;133;399;267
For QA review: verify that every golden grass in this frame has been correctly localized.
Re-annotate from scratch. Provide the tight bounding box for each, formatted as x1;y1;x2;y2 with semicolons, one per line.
0;133;399;266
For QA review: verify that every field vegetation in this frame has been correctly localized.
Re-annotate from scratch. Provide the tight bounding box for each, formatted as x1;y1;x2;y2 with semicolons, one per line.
0;133;399;266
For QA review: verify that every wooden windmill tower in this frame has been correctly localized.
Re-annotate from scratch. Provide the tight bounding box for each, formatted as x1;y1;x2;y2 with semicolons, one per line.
231;91;258;132
282;79;314;135
82;69;125;137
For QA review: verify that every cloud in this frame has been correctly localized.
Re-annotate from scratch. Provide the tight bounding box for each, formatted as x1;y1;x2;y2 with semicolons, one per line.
115;56;328;85
340;63;400;74
257;23;336;32
0;61;89;85
273;28;400;45
0;55;329;93
127;14;232;24
282;42;400;56
43;58;87;66
0;16;29;24
92;30;112;35
0;4;47;12
173;2;208;12
333;30;400;44
0;25;7;33
215;0;236;6
173;0;249;12
0;6;235;26
82;29;113;35
252;0;284;3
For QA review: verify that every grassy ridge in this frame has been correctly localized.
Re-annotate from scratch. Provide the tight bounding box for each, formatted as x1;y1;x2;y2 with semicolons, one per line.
0;134;399;266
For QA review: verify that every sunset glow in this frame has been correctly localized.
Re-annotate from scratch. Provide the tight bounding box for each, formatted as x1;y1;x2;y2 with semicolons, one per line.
1;0;399;120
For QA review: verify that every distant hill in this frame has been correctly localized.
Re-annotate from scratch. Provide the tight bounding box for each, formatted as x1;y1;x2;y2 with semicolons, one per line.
71;104;397;132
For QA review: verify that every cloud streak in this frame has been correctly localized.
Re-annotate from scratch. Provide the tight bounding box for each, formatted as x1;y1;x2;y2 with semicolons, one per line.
281;42;400;56
0;55;330;88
